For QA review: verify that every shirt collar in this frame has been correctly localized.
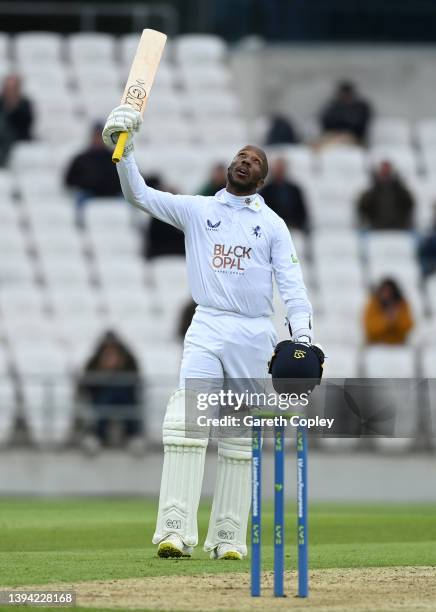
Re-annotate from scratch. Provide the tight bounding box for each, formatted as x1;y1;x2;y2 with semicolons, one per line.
215;188;263;213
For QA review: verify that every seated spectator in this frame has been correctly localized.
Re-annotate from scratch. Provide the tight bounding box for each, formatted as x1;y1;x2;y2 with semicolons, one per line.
198;163;227;196
363;278;413;345
0;74;33;166
418;206;436;278
64;122;121;227
142;175;185;259
260;157;309;232
265;114;299;145
78;331;143;452
319;80;372;146
357;160;414;230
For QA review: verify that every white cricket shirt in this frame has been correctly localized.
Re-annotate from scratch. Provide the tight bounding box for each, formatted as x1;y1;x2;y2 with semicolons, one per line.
117;153;313;336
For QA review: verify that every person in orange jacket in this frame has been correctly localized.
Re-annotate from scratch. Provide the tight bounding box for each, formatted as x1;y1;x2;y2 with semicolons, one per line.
364;278;414;344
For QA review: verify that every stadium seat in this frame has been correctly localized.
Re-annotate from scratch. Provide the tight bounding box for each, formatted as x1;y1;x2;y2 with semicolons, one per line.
25;202;76;229
313;229;361;261
366;231;416;261
68;33;115;65
0;255;36;285
310;197;356;229
0;379;17;446
14;32;62;65
361;345;419;448
32;230;85;260
186;90;241;118
89;229;140;257
322;344;360;377
96;258;146;289
140;117;194;145
0;169;13;198
0;286;48;319
416;119;436;152
22;376;76;446
370;118;412;147
367;259;420;289
316;257;364;288
196;117;249;146
15;171;65;200
175;34;226;65
315;314;363;346
42;259;92;288
73;62;121;92
318;285;366;318
180;63;232;91
85;200;133;231
318;146;367;180
368;146;418;181
49;287;103;319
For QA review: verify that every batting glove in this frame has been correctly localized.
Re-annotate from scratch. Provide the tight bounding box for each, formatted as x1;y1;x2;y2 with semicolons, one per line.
102;104;142;157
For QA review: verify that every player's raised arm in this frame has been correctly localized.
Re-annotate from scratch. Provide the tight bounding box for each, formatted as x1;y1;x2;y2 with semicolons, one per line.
271;218;313;342
102;105;194;231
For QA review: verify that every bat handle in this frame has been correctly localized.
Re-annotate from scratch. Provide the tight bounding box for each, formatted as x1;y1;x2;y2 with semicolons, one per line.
112;131;128;164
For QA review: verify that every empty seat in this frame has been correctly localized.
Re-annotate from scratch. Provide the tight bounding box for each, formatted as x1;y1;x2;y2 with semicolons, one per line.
14;32;62;64
366;231;416;261
322;344;360;377
175;34;226;65
33;231;85;259
22;376;76;446
0;286;48;318
139;117;194;145
416;119;436;151
0;379;17;445
187;91;240;118
180;63;231;90
0;256;35;285
315;315;363;346
312;229;361;262
317;258;364;288
42;259;91;288
16;171;65;200
367;259;420;288
86;200;133;231
68;33;114;64
196;117;248;146
0;33;9;60
363;345;415;377
319;285;366;317
318;146;367;179
97;258;145;289
267;145;315;181
0;169;14;198
370;118;412;147
49;287;103;318
25;202;76;230
310;198;357;229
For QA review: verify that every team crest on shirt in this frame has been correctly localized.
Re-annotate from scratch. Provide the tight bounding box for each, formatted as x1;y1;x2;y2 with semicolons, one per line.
207;219;221;231
252;225;261;238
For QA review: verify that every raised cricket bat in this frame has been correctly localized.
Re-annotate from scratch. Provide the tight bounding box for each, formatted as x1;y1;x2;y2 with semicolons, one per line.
112;28;167;163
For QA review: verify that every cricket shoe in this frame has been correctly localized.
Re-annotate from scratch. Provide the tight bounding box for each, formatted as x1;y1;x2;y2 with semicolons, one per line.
210;543;243;560
157;534;193;558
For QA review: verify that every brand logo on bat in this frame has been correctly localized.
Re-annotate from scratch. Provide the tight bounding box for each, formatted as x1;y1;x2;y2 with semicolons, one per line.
124;79;147;112
207;219;221;230
294;350;306;359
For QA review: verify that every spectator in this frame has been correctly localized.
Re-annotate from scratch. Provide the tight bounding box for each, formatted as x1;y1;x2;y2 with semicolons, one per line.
319;80;372;145
198;163;227;196
64;122;121;227
418;205;436;278
260;157;309;232
142;175;185;259
78;331;143;452
357;160;415;230
0;74;33;165
363;278;413;345
265;114;299;145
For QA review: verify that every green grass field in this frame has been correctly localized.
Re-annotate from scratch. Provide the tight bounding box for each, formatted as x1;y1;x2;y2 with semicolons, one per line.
0;498;435;611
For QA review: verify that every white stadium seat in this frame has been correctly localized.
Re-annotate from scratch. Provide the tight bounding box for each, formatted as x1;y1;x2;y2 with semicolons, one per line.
68;32;115;64
363;346;415;377
366;231;416;261
0;379;17;446
416;119;436;152
175;34;226;65
49;287;103;318
188;90;241;118
267;145;315;182
367;259;420;289
315;314;363;347
180;64;232;90
313;229;361;261
0;286;48;318
0;33;9;60
0;169;14;198
370;118;412;147
16;171;65;200
42;259;91;288
14;32;62;63
368;146;418;181
322;344;360;378
85;200;133;231
22;376;76;446
318;146;367;179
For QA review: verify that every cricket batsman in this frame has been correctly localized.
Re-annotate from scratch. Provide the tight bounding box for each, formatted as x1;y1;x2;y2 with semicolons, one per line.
102;105;314;560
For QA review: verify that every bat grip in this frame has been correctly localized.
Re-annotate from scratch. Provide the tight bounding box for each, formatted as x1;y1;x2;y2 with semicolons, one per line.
112;132;128;163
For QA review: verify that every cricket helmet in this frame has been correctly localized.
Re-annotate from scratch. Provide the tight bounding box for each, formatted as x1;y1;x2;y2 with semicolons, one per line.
268;341;325;395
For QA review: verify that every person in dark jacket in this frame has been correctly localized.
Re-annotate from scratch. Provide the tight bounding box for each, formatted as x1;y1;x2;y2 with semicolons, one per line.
0;74;33;165
357;160;414;230
142;175;185;259
319;81;372;145
198;163;227;196
265;114;299;145
78;331;143;450
65;122;121;226
260;157;309;232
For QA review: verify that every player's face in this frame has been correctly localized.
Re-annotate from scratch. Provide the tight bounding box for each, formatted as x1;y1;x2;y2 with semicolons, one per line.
227;147;267;192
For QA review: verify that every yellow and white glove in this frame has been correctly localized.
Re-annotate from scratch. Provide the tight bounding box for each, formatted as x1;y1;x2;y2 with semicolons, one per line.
102;104;142;157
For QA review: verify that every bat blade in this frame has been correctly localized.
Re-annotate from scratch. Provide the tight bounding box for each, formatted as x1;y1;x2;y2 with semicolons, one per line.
112;28;167;163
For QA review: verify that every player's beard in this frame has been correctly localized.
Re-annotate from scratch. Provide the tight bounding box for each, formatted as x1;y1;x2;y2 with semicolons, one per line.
227;168;258;194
